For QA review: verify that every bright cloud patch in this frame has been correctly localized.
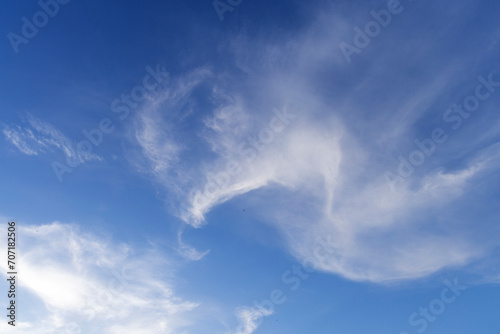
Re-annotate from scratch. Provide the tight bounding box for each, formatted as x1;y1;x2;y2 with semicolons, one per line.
0;222;198;334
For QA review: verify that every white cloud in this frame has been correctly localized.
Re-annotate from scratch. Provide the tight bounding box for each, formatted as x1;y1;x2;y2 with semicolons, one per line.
2;114;102;163
184;112;496;282
176;229;210;261
129;68;213;197
232;306;274;334
127;1;500;285
2;126;42;155
131;76;500;283
0;222;199;334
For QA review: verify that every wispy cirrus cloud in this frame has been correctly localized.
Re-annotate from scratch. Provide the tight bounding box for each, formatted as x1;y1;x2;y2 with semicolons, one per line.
176;228;210;261
231;306;274;334
3;114;102;164
127;0;500;291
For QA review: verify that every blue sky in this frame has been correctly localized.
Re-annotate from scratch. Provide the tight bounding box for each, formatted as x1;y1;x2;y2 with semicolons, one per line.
1;0;500;333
